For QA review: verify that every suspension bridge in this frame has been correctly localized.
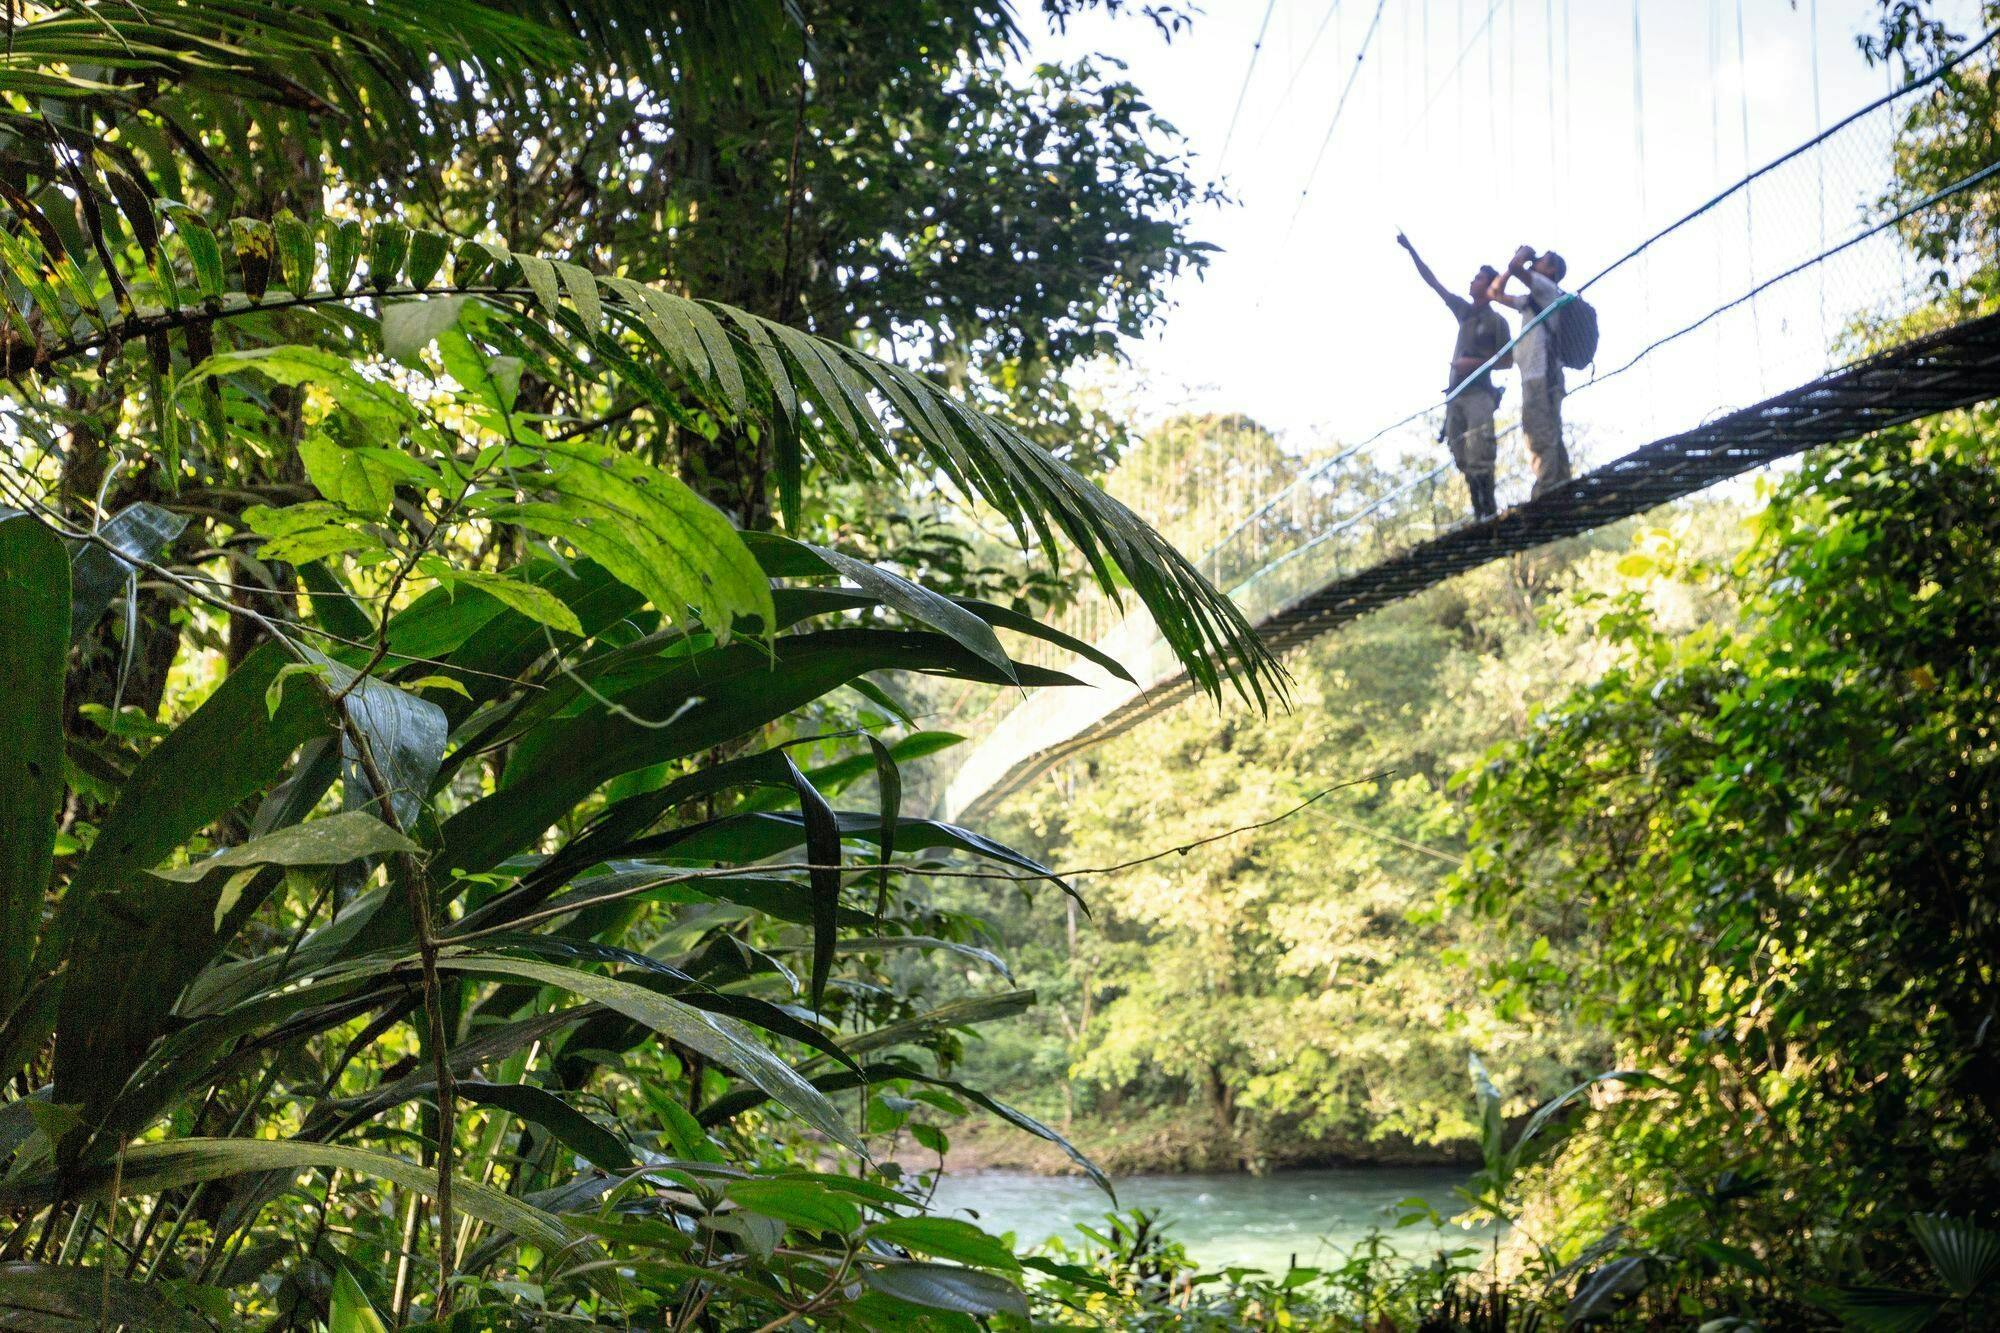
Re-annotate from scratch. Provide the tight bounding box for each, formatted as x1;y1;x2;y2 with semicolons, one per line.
937;24;2000;824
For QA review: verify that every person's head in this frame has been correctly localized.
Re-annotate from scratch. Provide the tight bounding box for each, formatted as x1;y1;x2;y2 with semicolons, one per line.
1533;249;1567;282
1469;265;1499;302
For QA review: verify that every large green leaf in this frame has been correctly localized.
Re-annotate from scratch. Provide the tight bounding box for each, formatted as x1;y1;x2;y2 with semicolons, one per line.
0;516;67;1018
0;1138;571;1253
484;435;773;641
777;753;843;1014
474;870;875;937
441;629;1079;880
150;811;418;883
48;643;339;1127
510;747;840;908
834;991;1038;1058
1910;1213;2000;1299
745;532;1132;682
828;936;1013;981
618;810;1073;897
1562;1256;1651;1325
952;596;1138;685
431;954;863;1153
727;1177;862;1235
315;652;447;830
1816;1287;1948;1333
330;1264;391;1333
0;1263;214;1332
64;502;186;640
307;1007;590;1139
868;1217;1018;1272
1506;1070;1660;1176
699;1060;1114;1199
454;1080;634;1172
457;941;859;1074
863;1261;1028;1319
786;536;1016;683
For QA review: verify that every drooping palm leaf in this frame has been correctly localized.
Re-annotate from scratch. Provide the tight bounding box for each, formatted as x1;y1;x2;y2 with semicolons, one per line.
0;0;564;110
3;191;1284;704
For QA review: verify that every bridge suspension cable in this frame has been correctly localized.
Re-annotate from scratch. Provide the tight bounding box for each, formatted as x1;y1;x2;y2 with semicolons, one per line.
1588;155;2000;388
1225;16;2000;572
1580;24;2000;294
1397;0;1507;150
1217;0;1282;171
939;21;2000;819
1259;1;1345;142
1282;0;1392;242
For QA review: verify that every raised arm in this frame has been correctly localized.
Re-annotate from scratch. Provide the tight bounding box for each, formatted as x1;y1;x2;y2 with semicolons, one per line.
1397;232;1456;308
1489;245;1535;309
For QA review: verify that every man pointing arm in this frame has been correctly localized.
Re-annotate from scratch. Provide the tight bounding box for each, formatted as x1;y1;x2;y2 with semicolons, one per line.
1398;232;1509;519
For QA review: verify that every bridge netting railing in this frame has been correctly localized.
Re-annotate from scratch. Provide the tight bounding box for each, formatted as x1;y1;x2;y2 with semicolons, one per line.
996;30;2000;691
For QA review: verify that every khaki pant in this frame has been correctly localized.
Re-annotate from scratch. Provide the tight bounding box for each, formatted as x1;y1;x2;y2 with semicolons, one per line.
1446;387;1497;516
1521;373;1571;497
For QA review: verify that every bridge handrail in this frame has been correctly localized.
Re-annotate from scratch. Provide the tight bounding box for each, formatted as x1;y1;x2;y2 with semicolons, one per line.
1580;25;2000;296
1182;25;2000;588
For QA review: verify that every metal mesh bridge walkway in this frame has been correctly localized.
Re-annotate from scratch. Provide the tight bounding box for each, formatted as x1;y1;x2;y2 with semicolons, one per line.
942;312;2000;822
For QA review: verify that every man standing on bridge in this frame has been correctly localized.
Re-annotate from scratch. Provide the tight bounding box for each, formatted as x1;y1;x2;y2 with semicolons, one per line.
1397;232;1510;519
1489;244;1573;496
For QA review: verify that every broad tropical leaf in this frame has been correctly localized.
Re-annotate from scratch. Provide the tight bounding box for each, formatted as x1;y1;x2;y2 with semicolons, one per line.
431;954;865;1154
1;192;1283;705
0;1263;213;1332
0;1138;572;1252
0;517;67;1018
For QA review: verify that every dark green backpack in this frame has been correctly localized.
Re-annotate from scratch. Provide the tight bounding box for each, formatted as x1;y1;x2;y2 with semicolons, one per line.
1541;292;1599;370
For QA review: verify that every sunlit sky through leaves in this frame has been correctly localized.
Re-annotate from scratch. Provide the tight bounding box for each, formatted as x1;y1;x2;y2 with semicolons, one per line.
1016;0;1988;458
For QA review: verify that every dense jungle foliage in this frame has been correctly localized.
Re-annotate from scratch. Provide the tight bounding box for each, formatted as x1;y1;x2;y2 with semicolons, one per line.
2;0;1998;1330
972;423;1708;1169
982;412;2000;1329
0;1;1284;1328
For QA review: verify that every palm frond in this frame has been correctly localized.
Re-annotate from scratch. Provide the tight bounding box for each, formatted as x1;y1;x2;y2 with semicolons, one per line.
0;0;566;109
5;189;1285;703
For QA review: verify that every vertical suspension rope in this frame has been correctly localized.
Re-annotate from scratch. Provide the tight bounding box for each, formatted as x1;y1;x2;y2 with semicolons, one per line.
1562;0;1573;184
1217;0;1281;171
1736;0;1765;369
1487;0;1498;162
1507;0;1517;182
1406;0;1416;143
1458;0;1467;146
1632;0;1655;435
1811;0;1828;345
1545;0;1556;197
1709;0;1722;182
1632;0;1649;215
1710;0;1725;386
1375;0;1388;186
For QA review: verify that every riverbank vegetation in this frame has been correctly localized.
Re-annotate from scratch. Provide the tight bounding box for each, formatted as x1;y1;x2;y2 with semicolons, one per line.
977;411;2000;1328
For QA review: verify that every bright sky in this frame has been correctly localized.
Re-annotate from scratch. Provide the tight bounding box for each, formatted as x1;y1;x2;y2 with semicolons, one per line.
1016;0;1988;454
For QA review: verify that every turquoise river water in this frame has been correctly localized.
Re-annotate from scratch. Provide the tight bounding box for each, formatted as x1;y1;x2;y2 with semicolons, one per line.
927;1166;1498;1275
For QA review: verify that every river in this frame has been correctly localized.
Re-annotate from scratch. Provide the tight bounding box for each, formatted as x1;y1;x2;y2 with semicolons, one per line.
927;1166;1498;1275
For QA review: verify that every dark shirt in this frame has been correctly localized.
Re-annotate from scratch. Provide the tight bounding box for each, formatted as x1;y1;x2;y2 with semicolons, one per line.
1442;294;1510;394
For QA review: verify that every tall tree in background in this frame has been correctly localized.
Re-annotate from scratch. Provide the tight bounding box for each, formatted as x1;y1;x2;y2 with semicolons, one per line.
0;3;1274;1324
